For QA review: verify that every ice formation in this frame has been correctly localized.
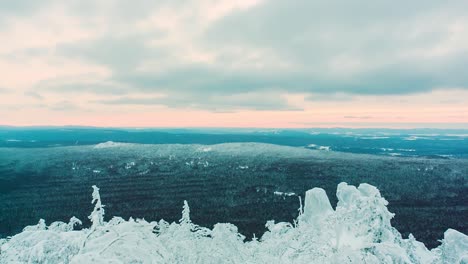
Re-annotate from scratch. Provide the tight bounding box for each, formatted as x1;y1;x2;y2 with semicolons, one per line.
1;183;467;263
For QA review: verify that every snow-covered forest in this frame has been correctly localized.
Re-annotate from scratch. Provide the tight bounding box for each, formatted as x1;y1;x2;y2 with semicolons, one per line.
1;183;466;263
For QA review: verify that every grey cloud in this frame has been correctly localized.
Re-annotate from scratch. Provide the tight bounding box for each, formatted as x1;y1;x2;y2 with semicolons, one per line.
0;87;10;93
24;101;81;112
7;0;468;112
54;1;463;94
24;91;43;100
200;0;468;94
57;34;160;72
63;0;180;23
115;65;280;95
116;59;461;95
36;78;130;95
305;93;355;102
49;101;81;112
203;0;466;56
96;93;301;112
0;0;47;16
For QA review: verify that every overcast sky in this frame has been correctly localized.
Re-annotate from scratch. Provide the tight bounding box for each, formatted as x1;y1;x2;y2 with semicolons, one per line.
1;0;467;128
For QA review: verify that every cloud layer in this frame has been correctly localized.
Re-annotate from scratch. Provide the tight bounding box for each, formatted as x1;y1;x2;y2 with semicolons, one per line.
0;0;467;126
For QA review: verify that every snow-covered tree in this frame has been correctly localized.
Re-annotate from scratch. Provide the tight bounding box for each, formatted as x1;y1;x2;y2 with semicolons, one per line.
179;200;191;225
89;185;105;229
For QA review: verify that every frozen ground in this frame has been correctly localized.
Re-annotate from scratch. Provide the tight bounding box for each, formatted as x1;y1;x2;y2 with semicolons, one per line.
1;183;467;263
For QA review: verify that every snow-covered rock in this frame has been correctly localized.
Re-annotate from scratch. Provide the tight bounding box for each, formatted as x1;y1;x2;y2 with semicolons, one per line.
300;188;333;226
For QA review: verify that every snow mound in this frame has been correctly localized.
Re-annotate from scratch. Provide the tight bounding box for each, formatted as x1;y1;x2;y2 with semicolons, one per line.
93;141;130;149
1;183;466;263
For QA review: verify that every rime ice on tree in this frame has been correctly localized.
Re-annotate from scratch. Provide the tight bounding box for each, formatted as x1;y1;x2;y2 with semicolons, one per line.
89;185;105;229
179;200;191;225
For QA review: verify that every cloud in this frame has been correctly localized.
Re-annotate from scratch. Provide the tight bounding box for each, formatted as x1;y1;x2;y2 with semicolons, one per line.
0;0;44;17
57;34;157;72
200;0;468;94
36;76;129;95
305;93;354;102
0;87;10;93
96;92;301;112
1;0;468;114
343;116;373;120
24;90;43;99
48;100;81;112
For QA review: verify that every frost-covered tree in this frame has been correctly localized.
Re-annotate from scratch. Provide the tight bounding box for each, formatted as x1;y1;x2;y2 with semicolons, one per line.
89;185;105;229
179;200;191;225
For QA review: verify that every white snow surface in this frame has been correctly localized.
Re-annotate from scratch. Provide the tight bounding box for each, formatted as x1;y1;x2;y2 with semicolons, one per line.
273;191;296;197
1;183;467;264
318;146;331;151
93;141;132;149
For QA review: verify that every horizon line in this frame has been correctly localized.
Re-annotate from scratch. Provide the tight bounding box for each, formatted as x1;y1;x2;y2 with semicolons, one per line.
2;123;468;131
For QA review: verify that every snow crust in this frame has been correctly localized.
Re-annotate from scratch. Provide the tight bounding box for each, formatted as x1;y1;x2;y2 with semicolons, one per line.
1;183;466;263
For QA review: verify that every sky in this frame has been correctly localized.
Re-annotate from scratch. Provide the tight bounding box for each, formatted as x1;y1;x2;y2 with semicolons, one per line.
0;0;467;128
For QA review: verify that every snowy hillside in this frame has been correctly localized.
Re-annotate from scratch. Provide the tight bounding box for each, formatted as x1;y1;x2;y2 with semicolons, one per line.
1;183;466;263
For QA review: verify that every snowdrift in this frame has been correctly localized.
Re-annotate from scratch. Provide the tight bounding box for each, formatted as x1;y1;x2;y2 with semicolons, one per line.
1;183;466;263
